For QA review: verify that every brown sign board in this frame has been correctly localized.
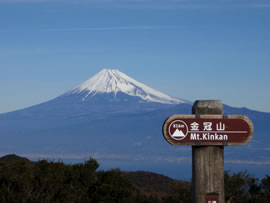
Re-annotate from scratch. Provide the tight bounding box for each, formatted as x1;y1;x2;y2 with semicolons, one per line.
205;194;219;203
162;115;253;146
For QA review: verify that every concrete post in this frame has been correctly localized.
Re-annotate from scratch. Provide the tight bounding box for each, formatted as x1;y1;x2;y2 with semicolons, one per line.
192;100;225;203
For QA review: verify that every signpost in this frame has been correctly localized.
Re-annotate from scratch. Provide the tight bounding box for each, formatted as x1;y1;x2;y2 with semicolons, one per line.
163;115;253;146
162;100;254;203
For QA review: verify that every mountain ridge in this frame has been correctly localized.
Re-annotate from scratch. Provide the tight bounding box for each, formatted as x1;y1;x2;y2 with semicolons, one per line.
0;69;190;119
0;69;269;179
66;69;187;105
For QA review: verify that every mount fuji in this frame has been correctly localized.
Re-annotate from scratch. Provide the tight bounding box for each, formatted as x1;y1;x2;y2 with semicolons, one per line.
70;69;185;104
0;69;269;179
1;69;189;120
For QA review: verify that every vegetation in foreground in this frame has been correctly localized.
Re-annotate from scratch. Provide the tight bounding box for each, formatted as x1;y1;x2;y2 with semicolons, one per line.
0;154;269;203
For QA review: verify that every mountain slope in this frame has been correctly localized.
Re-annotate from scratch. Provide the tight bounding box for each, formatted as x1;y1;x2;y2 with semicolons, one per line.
0;69;189;119
69;69;185;104
0;69;269;180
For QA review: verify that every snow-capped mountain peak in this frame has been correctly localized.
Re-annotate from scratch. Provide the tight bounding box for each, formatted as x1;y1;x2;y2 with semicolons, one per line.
70;69;186;104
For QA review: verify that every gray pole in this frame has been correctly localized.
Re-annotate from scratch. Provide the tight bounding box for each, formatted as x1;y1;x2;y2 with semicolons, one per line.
192;100;225;203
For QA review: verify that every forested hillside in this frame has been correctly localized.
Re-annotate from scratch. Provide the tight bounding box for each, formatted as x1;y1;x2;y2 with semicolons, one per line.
0;154;269;203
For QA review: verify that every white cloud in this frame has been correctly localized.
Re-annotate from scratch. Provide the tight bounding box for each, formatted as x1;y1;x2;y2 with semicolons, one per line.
1;0;270;9
250;4;270;8
2;152;269;166
41;25;177;32
134;142;143;147
0;152;191;163
225;159;270;166
172;147;191;151
0;25;177;33
0;0;52;3
133;155;190;163
0;48;104;56
2;152;131;160
92;153;130;160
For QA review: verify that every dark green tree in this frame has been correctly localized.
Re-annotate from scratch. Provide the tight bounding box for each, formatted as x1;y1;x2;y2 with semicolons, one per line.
262;175;270;200
92;168;135;203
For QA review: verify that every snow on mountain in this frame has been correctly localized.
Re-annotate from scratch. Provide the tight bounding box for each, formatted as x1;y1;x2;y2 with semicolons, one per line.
0;69;270;180
69;69;186;104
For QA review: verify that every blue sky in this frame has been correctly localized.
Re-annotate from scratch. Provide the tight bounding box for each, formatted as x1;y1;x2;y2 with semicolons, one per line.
0;0;270;113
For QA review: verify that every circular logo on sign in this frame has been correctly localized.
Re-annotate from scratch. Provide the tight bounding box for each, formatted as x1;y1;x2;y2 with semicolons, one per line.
168;120;188;140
